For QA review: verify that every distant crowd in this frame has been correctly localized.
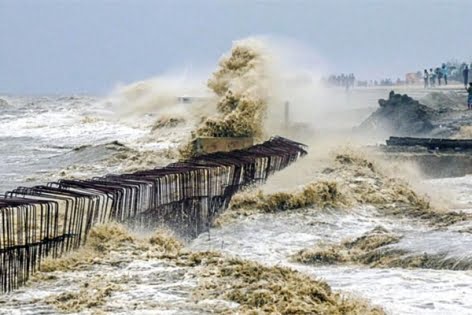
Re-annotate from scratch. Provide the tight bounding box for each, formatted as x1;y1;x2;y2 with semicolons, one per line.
422;62;472;89
422;64;450;88
321;61;472;110
322;61;472;90
323;73;356;89
322;75;403;88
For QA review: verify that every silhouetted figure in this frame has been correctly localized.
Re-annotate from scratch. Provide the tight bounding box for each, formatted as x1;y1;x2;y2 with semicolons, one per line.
429;68;436;87
435;67;442;86
442;64;448;85
423;69;429;88
349;73;355;88
464;65;469;88
467;82;472;110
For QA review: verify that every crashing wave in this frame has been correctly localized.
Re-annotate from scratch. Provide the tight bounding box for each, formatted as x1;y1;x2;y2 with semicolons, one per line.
180;39;270;158
217;148;469;227
294;226;472;270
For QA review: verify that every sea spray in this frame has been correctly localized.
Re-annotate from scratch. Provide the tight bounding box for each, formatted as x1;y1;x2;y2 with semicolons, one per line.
109;74;211;120
421;91;466;112
180;39;270;157
217;148;469;226
151;115;186;130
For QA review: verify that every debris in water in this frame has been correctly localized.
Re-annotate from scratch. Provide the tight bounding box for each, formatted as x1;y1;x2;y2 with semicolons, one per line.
32;224;384;314
328;150;467;226
38;224;183;273
294;226;401;265
216;148;469;227
215;181;344;225
236;181;341;211
46;276;121;312
190;252;385;314
294;226;472;270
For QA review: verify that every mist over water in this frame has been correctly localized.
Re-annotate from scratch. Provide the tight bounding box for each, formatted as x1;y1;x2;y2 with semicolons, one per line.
2;37;472;314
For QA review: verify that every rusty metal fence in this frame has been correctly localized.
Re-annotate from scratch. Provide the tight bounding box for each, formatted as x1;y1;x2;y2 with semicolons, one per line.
0;136;307;291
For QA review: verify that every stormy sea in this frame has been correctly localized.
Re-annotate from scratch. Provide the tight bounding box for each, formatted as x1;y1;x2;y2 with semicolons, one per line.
1;39;472;315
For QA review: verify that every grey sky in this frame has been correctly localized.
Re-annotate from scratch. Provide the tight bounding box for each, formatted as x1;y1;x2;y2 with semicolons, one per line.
1;0;471;94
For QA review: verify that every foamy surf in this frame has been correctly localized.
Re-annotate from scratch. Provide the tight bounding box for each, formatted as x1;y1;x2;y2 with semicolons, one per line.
2;37;472;314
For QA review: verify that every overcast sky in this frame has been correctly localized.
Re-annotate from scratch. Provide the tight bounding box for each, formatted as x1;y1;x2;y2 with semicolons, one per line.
1;0;471;94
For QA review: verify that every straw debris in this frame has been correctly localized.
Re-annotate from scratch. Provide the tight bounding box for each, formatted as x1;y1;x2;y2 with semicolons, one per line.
215;181;345;225
294;226;472;270
294;226;401;266
372;252;472;270
232;181;343;212
191;252;384;314
46;277;121;312
33;223;385;314
39;224;184;273
331;150;468;226
216;149;468;227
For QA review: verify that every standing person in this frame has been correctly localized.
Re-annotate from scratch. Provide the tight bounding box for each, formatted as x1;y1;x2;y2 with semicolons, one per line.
350;73;355;87
429;68;436;87
463;65;469;88
467;82;472;110
423;69;429;88
435;67;442;86
342;74;349;90
442;64;448;85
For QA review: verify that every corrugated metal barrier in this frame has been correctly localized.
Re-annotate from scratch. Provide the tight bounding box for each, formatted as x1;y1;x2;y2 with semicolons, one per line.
0;136;307;291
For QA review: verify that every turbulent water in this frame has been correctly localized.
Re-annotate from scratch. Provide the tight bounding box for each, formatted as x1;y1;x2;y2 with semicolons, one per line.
0;95;191;193
2;91;472;314
2;40;472;314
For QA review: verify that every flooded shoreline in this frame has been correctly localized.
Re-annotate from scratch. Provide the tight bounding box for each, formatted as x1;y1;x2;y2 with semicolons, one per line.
2;57;472;314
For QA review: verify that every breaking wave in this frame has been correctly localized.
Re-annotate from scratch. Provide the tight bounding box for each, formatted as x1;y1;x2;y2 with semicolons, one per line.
294;226;472;270
45;141;177;181
180;39;271;158
217;148;469;227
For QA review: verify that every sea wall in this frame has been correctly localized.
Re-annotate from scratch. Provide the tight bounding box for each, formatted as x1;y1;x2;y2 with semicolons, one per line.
0;136;307;291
